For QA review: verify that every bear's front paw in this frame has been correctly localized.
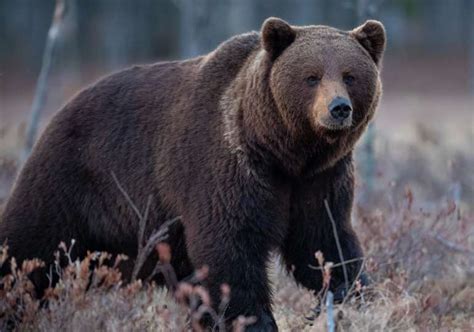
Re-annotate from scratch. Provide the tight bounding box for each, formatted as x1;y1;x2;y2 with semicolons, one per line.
358;272;371;288
332;272;371;303
244;310;278;332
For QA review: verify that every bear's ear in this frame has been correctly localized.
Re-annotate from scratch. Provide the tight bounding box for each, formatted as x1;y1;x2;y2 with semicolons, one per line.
350;20;386;66
261;17;296;60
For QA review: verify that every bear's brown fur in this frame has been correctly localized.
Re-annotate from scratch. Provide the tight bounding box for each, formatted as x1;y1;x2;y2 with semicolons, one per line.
1;18;385;330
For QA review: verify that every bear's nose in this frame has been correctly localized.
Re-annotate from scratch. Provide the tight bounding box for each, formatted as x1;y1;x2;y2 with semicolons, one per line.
329;97;352;120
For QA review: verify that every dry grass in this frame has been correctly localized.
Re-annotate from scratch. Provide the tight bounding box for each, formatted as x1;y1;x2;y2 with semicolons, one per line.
0;123;473;331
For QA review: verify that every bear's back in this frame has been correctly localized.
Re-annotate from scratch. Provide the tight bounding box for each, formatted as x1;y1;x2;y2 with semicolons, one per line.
46;31;261;154
0;31;261;264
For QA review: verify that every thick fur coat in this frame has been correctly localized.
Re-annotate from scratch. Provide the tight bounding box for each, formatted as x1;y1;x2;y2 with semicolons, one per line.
1;18;386;331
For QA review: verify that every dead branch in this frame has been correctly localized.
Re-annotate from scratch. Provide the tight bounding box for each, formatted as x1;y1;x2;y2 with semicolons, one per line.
341;257;366;306
111;172;180;281
308;256;365;271
23;0;68;160
432;234;474;255
132;217;180;282
111;172;144;220
324;199;350;295
146;262;178;288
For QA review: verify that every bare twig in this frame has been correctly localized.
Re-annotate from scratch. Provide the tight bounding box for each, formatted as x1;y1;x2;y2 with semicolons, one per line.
0;241;8;269
342;257;366;306
138;195;153;251
308;256;364;271
111;172;143;220
23;0;69;160
326;290;335;332
146;262;178;289
131;214;180;281
111;172;180;281
432;234;474;255
192;304;222;332
324;199;350;295
131;216;181;280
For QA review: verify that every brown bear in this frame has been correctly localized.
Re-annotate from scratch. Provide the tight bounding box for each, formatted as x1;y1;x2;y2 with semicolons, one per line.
1;17;385;331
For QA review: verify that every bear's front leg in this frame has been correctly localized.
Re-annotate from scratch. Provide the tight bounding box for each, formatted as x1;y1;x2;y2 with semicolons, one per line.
182;185;283;331
282;155;366;301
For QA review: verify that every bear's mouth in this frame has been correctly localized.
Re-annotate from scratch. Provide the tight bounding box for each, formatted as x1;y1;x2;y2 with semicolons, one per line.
318;118;352;131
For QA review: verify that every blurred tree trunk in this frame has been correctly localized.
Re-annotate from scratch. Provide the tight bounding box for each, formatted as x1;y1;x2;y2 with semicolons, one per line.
56;0;81;104
23;0;68;161
467;0;474;95
102;2;132;70
292;0;322;25
177;0;215;59
355;0;377;202
228;0;256;34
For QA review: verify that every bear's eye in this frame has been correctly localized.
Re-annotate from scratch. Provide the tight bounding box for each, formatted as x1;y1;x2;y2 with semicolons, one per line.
343;74;355;86
306;76;320;87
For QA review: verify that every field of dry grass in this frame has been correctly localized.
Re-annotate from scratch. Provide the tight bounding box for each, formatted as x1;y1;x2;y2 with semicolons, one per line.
0;122;473;331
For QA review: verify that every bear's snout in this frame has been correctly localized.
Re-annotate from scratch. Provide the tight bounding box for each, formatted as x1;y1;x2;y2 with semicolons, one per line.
329;97;352;121
315;95;353;131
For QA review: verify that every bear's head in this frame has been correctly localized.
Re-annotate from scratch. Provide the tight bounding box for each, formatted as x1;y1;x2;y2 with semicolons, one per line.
260;17;386;147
